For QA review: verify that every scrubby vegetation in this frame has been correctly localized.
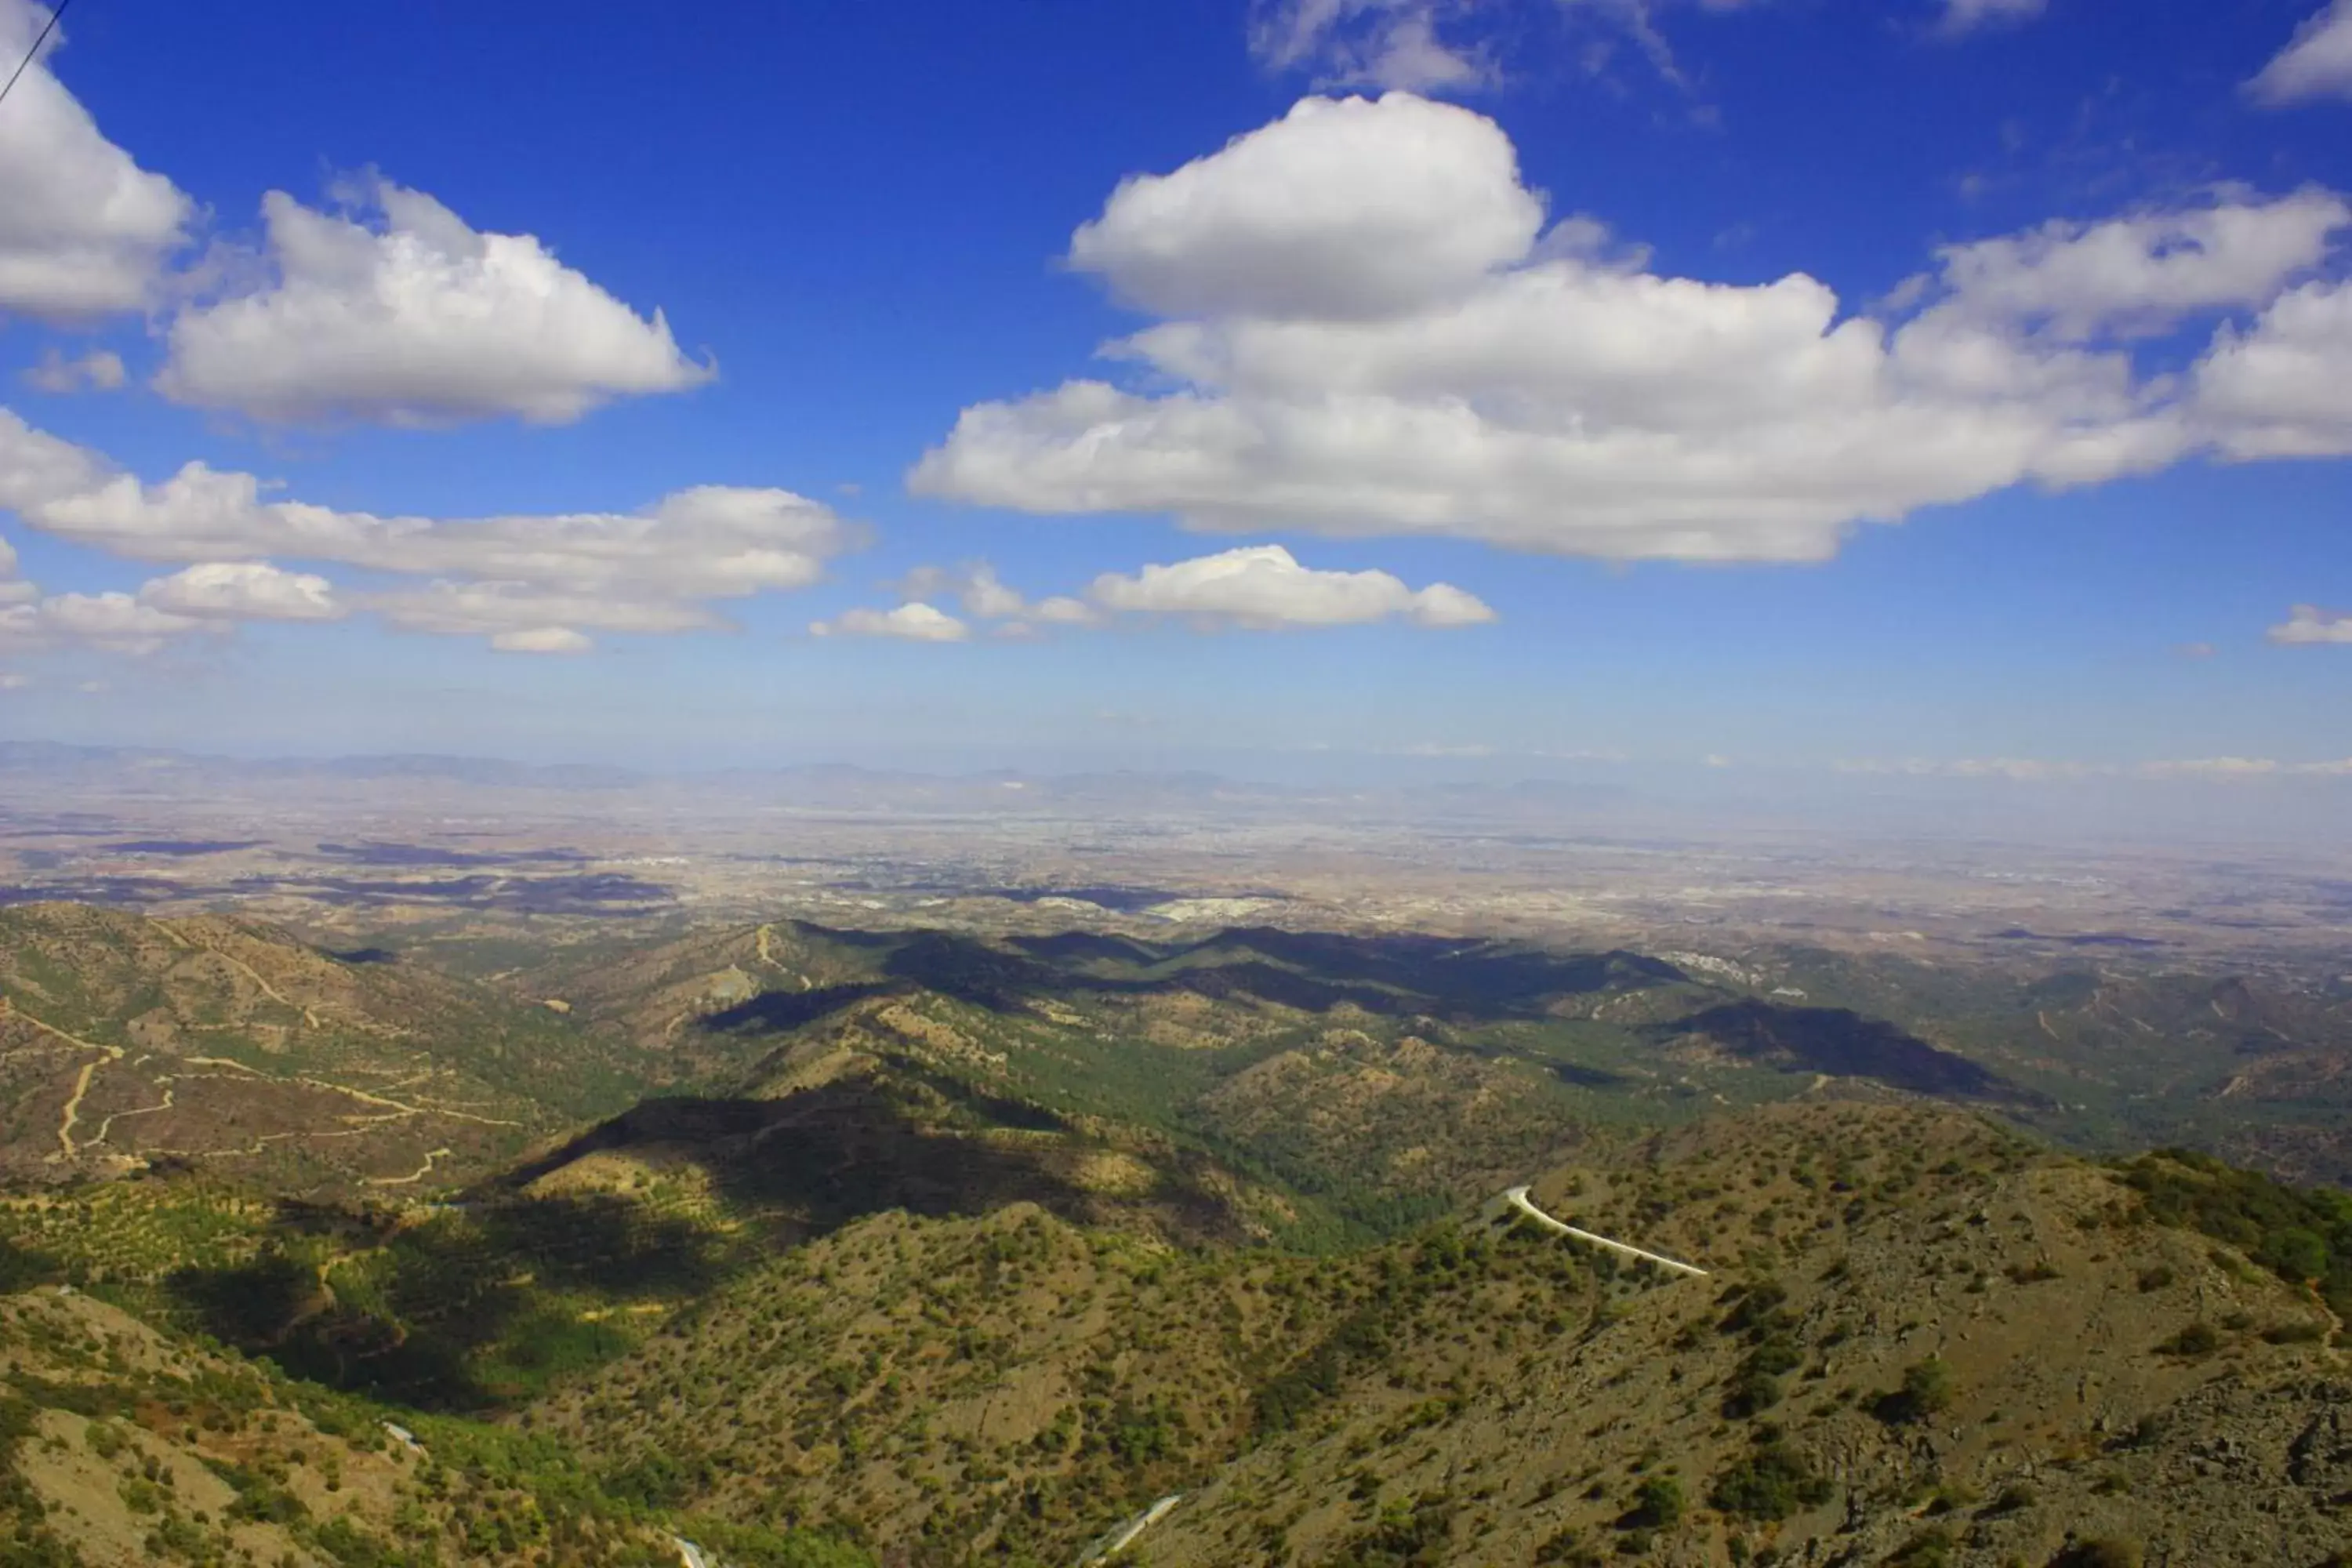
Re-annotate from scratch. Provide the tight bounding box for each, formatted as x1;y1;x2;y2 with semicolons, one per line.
8;907;2352;1563
0;1286;870;1566
2118;1149;2352;1319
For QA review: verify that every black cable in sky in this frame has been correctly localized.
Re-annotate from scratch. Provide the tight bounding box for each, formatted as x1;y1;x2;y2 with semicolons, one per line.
0;0;73;114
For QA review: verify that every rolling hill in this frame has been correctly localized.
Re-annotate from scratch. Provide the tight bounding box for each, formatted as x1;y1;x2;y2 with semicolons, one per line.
0;903;651;1197
528;1102;2352;1566
9;903;2352;1563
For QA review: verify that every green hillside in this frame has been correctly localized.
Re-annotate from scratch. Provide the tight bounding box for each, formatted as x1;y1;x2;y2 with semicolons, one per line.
8;905;2352;1563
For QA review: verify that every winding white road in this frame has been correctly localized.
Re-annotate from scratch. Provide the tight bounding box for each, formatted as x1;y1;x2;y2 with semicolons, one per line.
1077;1494;1183;1563
1498;1186;1710;1278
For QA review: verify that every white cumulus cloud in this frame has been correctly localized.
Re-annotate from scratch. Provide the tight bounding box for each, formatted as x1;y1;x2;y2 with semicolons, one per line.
0;408;859;652
2196;280;2352;458
1917;191;2349;341
1067;93;1541;321
2269;604;2352;644
156;172;713;426
914;93;2352;564
136;561;342;622
1086;544;1494;630
0;0;191;319
2252;1;2352;105
875;547;1491;635
0;548;332;656
809;602;971;642
0;590;207;656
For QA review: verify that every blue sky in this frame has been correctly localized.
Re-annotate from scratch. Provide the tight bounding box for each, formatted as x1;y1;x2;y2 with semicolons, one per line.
1;0;2350;792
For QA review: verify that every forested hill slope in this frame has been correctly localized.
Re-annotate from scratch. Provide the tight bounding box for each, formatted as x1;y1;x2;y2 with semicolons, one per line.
533;1104;2352;1566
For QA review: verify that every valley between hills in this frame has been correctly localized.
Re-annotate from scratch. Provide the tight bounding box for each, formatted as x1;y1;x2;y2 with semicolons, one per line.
4;895;2352;1566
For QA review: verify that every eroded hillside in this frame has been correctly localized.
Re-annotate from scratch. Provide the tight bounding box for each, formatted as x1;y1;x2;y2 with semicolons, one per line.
0;905;649;1196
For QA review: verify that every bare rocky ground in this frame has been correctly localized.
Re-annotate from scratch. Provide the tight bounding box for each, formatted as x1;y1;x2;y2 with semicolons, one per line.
0;902;645;1196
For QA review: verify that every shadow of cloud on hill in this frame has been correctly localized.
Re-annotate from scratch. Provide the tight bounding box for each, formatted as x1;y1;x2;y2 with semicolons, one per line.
0;1232;60;1293
1656;1000;2050;1107
699;980;902;1036
503;1076;1232;1258
739;922;1697;1025
1007;932;1170;967
223;872;675;916
1167;929;1689;1014
163;1190;735;1413
879;931;1062;1010
1549;1061;1633;1089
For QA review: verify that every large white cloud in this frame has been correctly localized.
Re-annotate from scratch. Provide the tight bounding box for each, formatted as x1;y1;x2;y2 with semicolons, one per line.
1918;191;2348;341
0;0;191;319
913;94;2352;562
0;408;858;652
2196;281;2352;458
155;172;713;426
1067;94;1541;320
1087;544;1492;629
2252;1;2352;105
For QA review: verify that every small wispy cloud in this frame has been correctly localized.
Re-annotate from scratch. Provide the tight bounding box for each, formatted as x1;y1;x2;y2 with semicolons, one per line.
20;348;127;395
1248;0;1495;93
1935;0;2046;39
808;603;970;642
